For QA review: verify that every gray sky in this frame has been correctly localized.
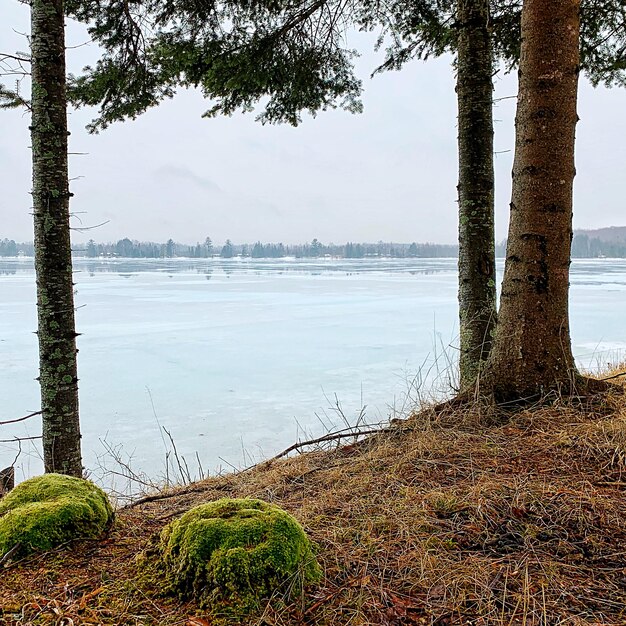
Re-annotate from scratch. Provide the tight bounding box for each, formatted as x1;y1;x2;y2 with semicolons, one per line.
1;1;625;246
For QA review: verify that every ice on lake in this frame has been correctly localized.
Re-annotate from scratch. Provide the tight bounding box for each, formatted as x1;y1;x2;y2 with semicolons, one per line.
1;257;624;490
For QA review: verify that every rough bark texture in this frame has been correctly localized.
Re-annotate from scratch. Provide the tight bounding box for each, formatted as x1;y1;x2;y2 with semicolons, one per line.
482;0;581;401
0;467;15;496
31;0;83;476
456;0;497;389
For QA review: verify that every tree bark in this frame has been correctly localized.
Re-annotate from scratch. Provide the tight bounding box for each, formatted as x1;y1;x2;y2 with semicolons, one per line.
456;0;497;389
31;0;83;476
481;0;582;401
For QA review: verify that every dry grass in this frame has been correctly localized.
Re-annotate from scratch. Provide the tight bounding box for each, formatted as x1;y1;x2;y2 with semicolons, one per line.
2;381;626;625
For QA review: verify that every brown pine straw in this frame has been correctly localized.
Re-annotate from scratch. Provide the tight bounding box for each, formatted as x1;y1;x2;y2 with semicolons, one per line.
2;380;626;625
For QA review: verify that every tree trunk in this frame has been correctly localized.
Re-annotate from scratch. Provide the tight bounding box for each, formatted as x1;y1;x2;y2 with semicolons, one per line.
0;466;15;497
481;0;581;401
31;0;83;476
456;0;497;389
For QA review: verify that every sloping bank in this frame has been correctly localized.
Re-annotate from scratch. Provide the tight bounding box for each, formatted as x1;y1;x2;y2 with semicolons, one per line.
2;381;626;624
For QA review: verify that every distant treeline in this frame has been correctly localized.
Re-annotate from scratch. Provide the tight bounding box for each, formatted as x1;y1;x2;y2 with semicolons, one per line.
570;234;626;258
2;234;626;259
1;237;458;258
497;235;626;259
85;238;461;258
0;239;33;256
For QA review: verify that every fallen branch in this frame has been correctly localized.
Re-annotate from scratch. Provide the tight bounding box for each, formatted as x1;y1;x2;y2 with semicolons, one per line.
264;424;391;464
124;483;226;509
125;422;397;508
601;371;626;382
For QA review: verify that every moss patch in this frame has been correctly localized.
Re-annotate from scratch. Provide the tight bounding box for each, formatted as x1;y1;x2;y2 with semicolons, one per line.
0;473;113;559
156;498;321;619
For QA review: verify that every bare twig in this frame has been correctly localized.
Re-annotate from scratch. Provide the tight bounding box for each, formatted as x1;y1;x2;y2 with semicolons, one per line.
11;440;22;468
0;410;41;426
70;220;111;232
0;543;21;566
0;435;42;443
163;427;192;485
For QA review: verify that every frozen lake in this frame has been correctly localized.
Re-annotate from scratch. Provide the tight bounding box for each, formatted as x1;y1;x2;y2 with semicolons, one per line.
1;257;624;490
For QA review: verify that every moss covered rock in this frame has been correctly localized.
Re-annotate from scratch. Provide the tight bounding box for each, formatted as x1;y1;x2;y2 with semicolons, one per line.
157;498;321;618
0;473;113;559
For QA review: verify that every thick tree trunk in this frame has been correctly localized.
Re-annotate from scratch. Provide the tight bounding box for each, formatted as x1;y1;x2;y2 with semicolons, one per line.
31;0;83;476
481;0;581;401
456;0;497;389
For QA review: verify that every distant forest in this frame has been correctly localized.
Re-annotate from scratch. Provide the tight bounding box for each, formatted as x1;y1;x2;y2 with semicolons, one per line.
2;230;626;259
0;237;458;258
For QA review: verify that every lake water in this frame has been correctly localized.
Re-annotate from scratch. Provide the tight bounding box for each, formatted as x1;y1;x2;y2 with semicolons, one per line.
1;257;624;491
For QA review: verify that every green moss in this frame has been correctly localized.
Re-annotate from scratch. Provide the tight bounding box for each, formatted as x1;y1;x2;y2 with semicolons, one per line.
0;474;114;559
156;498;321;619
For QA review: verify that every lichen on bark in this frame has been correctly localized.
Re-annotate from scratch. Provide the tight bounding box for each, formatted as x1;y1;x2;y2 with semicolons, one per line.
456;0;497;389
30;0;82;476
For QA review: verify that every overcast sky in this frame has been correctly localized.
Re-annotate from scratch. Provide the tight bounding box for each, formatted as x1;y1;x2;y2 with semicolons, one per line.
1;1;625;246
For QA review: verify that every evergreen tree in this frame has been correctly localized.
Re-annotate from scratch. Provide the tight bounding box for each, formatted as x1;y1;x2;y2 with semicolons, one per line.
65;0;624;390
116;237;134;257
204;237;213;257
310;239;323;257
479;0;600;400
31;0;82;475
86;239;97;258
456;0;496;387
252;241;264;258
59;0;626;394
0;239;19;256
221;239;235;258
